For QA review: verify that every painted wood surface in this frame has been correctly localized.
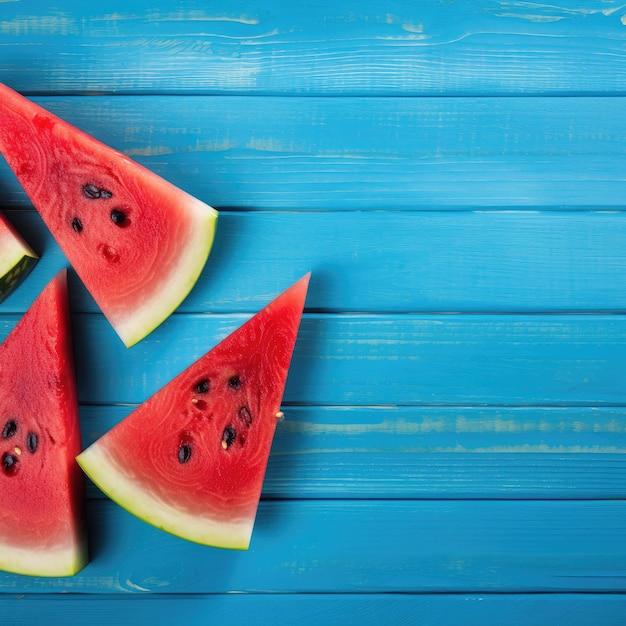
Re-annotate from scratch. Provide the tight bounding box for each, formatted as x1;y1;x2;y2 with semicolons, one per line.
33;313;626;405
80;405;626;499
1;96;626;209
2;594;626;626
1;0;626;96
1;0;625;623
3;209;626;314
1;308;624;406
2;500;626;594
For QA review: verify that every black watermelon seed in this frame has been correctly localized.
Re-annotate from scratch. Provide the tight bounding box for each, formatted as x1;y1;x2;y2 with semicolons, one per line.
2;420;16;439
239;406;252;426
194;379;210;394
178;443;192;464
228;375;241;390
82;183;101;199
26;432;38;454
83;184;112;200
222;426;236;449
71;217;83;233
2;452;18;476
110;209;127;225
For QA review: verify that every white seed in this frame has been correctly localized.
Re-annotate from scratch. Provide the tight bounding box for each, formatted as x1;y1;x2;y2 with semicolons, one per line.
14;447;21;456
221;440;228;450
275;411;285;420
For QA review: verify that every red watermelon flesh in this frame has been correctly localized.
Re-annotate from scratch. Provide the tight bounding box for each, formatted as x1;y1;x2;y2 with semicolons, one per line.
0;271;87;576
77;274;310;550
0;211;38;303
0;83;218;347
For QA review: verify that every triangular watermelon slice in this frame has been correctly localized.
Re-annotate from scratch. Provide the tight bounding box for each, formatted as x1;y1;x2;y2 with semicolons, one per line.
0;211;38;303
0;271;87;576
77;274;310;550
0;83;218;347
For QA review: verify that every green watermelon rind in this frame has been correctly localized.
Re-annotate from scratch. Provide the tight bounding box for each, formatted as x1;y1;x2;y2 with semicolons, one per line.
77;443;252;550
0;254;38;304
0;539;86;578
0;221;38;304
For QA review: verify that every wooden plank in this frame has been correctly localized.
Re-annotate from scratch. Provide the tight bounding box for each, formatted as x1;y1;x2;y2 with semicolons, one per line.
1;0;626;95
3;209;626;315
80;405;626;499
1;499;626;594
0;312;613;406
1;96;626;209
2;594;626;626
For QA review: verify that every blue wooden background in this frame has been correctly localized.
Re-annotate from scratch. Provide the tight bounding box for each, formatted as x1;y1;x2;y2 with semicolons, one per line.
1;0;626;623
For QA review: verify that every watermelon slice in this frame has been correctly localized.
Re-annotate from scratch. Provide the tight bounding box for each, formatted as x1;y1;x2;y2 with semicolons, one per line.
0;83;218;347
0;271;87;577
0;211;37;303
77;274;310;550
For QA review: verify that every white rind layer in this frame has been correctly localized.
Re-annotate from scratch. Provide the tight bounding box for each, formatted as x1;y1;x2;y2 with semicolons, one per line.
77;440;253;550
0;224;37;277
112;197;218;348
0;539;86;578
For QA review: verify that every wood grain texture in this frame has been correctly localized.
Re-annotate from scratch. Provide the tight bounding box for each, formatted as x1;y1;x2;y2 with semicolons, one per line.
35;312;626;406
1;0;626;95
2;594;626;626
1;0;625;618
0;310;623;406
80;405;626;499
1;500;626;594
3;209;626;315
1;96;626;209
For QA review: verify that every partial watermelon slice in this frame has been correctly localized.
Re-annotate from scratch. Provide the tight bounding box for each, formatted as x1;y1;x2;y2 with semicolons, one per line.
77;274;310;550
0;211;37;303
0;271;87;577
0;83;217;347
